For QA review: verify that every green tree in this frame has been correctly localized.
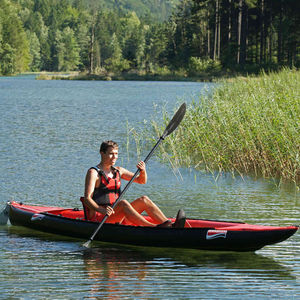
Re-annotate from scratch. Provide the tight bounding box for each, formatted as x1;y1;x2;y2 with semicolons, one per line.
0;0;30;75
94;9;122;70
121;11;146;69
76;21;90;71
54;27;80;71
72;8;91;71
165;0;300;70
27;31;41;71
105;32;130;72
0;43;15;75
144;23;169;72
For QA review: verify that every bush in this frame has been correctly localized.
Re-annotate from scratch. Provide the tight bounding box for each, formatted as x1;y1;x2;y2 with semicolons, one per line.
105;57;131;73
188;57;221;76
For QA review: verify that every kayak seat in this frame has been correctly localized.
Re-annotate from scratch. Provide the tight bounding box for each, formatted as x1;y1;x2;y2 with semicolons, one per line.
80;197;89;220
80;197;105;222
79;197;111;223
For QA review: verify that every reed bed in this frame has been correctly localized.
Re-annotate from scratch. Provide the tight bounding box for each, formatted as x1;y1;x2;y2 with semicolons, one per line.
148;68;300;186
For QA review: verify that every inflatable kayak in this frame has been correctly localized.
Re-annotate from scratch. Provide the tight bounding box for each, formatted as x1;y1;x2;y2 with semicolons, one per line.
5;201;298;252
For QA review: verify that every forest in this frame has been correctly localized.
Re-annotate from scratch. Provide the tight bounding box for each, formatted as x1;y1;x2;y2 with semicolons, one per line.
0;0;299;77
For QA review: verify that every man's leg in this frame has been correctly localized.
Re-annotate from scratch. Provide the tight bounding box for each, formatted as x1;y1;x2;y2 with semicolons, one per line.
131;195;168;224
107;199;157;226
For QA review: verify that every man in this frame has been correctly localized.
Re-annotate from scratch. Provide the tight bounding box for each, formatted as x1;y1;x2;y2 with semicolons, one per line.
83;140;185;227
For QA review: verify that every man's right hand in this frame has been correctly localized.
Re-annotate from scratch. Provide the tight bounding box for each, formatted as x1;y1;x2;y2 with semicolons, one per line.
105;206;115;216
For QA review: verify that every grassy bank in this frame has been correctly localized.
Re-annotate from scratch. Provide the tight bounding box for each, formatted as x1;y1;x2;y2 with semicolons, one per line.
35;64;289;82
147;68;300;186
35;69;242;82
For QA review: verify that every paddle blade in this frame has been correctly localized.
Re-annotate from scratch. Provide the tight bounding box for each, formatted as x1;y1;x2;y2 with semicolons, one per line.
82;240;92;248
162;103;186;138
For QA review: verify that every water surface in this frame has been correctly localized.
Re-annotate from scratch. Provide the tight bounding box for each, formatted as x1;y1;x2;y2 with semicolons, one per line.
0;76;299;299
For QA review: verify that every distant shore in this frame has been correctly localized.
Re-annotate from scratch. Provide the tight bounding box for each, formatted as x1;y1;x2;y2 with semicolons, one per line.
35;70;244;82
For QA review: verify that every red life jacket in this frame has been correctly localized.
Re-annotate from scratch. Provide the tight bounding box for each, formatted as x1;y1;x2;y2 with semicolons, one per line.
91;166;121;206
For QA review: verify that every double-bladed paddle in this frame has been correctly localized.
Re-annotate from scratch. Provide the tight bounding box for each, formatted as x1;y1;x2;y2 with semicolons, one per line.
83;102;186;248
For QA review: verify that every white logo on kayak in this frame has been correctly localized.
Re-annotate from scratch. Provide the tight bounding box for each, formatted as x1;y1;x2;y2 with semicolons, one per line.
31;213;45;221
206;230;227;240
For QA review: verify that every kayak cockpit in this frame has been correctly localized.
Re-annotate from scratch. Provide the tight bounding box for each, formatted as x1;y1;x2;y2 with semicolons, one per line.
40;208;298;232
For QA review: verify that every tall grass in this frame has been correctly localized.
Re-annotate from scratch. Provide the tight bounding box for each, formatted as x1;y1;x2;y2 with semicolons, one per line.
148;68;300;186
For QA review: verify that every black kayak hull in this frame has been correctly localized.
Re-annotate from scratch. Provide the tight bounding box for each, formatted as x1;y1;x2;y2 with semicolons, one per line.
8;202;298;252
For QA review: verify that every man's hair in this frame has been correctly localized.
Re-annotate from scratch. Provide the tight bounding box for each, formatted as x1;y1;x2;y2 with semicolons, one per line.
100;140;118;153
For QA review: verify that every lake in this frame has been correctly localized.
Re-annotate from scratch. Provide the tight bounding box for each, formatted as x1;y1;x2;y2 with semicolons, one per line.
0;75;299;299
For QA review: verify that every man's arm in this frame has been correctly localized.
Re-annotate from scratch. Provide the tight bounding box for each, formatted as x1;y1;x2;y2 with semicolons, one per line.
117;161;147;184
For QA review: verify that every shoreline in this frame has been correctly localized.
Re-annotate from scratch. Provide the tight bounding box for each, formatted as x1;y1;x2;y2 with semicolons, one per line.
16;67;291;82
34;70;246;82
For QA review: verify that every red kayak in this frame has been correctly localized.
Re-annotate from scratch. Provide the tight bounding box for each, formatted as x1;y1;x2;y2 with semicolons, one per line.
5;201;298;252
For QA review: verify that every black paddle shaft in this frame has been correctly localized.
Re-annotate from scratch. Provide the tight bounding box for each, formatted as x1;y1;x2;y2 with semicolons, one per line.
83;103;186;247
113;136;165;206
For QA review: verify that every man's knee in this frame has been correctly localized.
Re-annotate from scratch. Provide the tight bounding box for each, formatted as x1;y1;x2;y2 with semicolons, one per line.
139;195;152;205
119;199;130;208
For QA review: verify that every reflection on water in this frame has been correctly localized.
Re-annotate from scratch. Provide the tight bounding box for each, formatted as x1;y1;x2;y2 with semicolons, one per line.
82;248;148;299
1;225;298;299
82;245;295;279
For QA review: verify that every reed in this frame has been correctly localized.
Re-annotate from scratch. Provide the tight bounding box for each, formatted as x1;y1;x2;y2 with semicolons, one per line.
148;68;300;186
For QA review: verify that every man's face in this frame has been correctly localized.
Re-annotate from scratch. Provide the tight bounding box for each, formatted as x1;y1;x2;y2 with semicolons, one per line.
102;146;118;165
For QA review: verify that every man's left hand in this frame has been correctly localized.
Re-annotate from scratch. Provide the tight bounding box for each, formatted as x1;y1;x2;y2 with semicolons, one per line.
137;161;146;171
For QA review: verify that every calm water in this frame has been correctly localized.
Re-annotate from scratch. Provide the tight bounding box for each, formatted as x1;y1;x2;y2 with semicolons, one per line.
0;75;299;299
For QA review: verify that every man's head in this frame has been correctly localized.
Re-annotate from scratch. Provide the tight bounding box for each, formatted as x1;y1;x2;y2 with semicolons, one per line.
100;140;118;154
